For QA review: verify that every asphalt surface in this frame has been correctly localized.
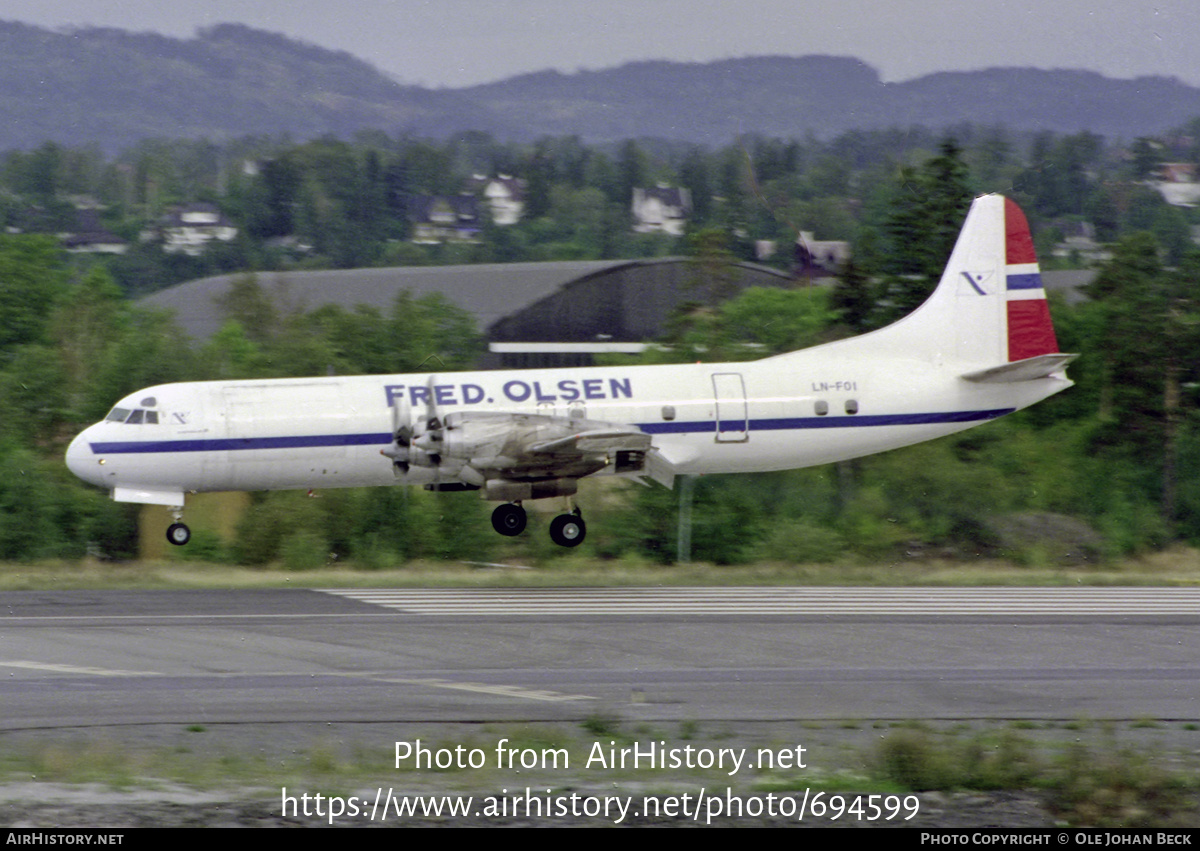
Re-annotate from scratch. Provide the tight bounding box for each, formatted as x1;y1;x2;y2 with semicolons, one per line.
4;587;1200;827
3;586;1199;728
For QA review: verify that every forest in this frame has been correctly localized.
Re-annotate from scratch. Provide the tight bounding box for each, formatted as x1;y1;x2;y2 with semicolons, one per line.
3;121;1200;566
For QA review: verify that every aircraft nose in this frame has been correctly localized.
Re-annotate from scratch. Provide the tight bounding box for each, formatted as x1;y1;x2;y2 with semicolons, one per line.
65;428;104;486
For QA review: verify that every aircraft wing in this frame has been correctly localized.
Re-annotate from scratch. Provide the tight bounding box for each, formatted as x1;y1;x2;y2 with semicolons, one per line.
387;408;655;487
529;428;653;455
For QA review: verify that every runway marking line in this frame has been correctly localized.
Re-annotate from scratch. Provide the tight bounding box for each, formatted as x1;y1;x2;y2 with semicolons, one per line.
0;660;159;677
317;587;1200;616
338;674;591;702
0;661;592;704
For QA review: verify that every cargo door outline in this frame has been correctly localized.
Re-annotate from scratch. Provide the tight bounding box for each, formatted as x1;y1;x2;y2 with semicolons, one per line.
712;372;749;443
221;383;347;489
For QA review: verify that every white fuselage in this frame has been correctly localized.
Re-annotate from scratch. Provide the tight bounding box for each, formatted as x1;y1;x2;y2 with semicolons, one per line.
65;349;1068;507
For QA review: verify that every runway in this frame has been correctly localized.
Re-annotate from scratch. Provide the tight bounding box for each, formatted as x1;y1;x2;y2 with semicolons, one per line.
2;586;1198;730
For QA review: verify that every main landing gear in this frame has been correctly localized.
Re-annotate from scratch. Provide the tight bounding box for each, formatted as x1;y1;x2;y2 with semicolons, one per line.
490;503;586;547
549;509;585;547
491;502;527;536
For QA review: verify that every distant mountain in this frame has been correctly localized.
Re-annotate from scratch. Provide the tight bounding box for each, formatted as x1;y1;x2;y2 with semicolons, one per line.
0;21;511;150
5;21;1200;151
461;56;1200;143
462;56;890;142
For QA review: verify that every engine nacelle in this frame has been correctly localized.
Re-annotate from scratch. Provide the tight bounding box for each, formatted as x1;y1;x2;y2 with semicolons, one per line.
416;415;513;461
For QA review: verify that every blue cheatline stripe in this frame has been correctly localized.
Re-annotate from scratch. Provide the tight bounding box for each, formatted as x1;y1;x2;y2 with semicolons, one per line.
640;408;1014;435
89;432;394;454
88;409;1016;455
1007;272;1043;290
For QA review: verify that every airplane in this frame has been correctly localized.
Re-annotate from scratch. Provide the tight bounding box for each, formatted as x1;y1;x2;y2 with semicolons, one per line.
66;194;1075;549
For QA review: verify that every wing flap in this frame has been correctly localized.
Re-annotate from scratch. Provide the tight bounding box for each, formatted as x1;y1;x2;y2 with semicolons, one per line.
530;429;653;455
642;449;678;489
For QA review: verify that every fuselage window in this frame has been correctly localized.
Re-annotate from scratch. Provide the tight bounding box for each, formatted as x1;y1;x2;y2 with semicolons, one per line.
814;400;829;416
845;399;859;415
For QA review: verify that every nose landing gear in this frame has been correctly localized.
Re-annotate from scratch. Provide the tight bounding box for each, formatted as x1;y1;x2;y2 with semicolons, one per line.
166;523;191;546
166;507;191;546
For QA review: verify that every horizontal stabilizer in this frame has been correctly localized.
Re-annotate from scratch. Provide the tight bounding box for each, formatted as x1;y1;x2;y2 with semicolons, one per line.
961;353;1078;384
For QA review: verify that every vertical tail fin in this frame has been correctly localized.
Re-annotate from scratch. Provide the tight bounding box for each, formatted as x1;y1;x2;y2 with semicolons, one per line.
778;194;1071;379
835;194;1064;370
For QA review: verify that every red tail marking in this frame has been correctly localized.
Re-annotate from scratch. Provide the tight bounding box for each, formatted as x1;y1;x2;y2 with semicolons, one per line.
1007;301;1059;361
1005;197;1037;265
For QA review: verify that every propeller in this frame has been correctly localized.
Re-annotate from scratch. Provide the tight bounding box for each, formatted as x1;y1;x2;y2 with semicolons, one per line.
381;388;413;474
382;376;449;477
412;375;444;464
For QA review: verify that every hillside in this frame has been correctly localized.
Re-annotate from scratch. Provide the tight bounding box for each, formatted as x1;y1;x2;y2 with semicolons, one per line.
0;21;509;150
463;56;1200;143
5;21;1200;150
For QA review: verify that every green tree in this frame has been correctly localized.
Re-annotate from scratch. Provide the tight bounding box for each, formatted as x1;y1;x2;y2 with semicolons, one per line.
216;273;278;343
877;138;972;320
1013;132;1101;218
0;235;69;351
0;345;68;446
830;257;876;332
678;147;713;224
0;446;59;560
617;140;648;210
1083;233;1200;531
1130;137;1163;180
198;321;266;379
49;267;125;402
717;287;836;355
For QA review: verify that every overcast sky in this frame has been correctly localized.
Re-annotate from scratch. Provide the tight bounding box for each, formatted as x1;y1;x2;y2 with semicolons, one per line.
6;0;1200;89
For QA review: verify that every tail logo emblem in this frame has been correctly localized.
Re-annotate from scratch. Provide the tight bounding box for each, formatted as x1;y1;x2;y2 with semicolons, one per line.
961;271;989;296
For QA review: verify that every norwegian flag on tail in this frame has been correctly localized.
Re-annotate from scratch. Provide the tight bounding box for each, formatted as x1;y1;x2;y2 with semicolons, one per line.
1004;198;1060;362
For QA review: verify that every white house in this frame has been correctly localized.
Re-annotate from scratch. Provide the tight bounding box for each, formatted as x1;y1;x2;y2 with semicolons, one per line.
408;195;482;244
1153;163;1200;208
161;203;238;255
61;209;129;255
632;186;691;236
467;175;526;226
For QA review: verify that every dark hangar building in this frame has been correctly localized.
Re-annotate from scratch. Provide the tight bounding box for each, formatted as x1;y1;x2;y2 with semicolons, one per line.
142;258;796;369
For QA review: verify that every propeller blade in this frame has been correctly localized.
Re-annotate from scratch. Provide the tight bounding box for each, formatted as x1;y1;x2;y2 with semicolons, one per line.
423;374;442;433
387;389;414;475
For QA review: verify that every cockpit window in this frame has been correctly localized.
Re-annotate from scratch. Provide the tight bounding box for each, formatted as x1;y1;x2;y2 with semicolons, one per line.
104;407;160;424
